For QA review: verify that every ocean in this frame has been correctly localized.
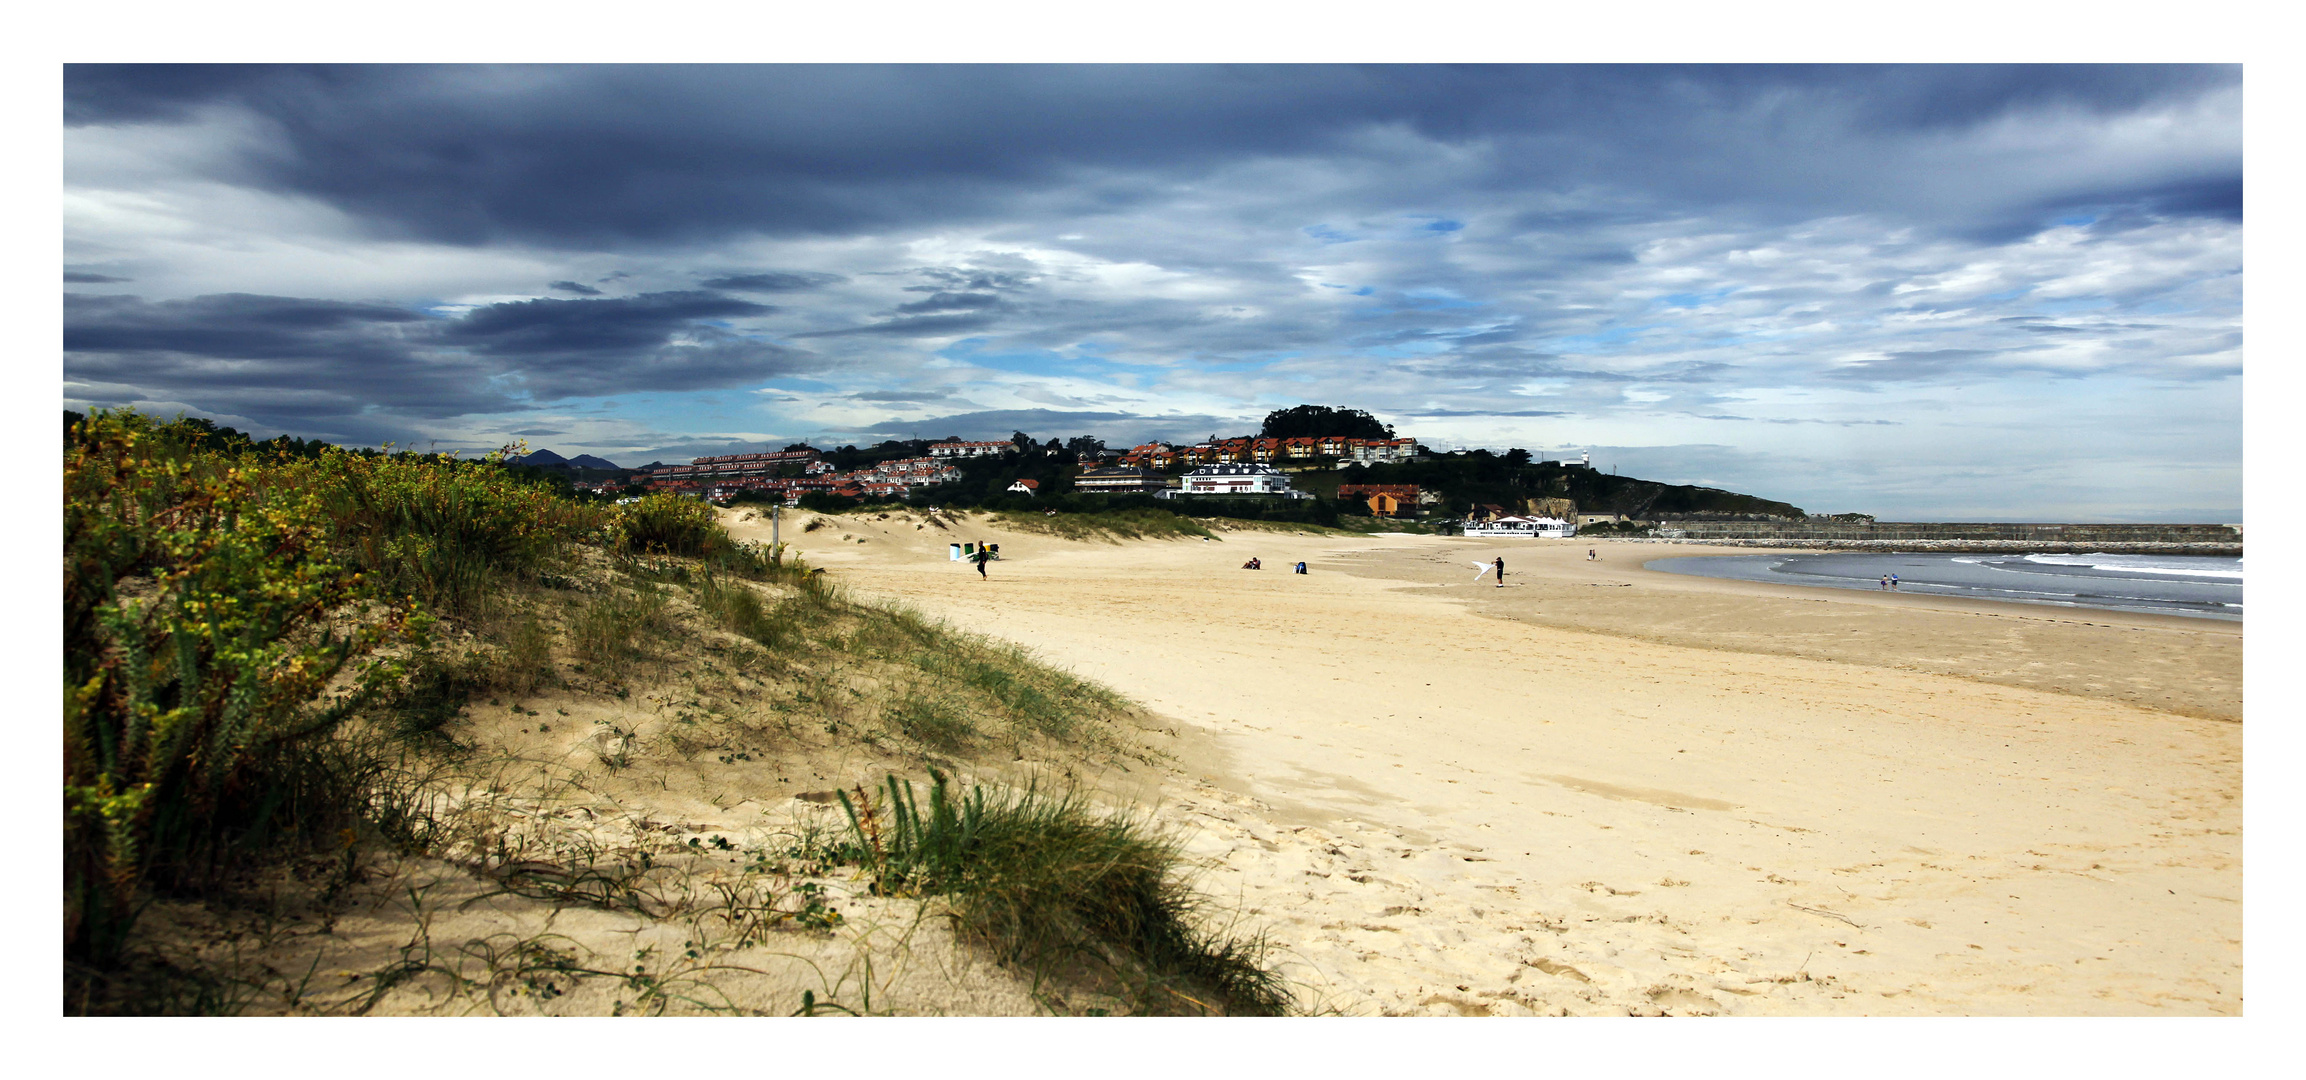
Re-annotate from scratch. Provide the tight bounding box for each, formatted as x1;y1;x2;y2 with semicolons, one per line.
1642;550;2242;622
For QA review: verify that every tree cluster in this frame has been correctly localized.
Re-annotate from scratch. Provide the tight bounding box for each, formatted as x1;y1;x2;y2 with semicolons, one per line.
1258;405;1393;441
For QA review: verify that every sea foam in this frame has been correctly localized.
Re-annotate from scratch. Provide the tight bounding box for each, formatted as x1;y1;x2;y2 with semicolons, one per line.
2019;552;2243;581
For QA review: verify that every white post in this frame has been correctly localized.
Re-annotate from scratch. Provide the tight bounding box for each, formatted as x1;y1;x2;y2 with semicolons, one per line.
771;503;780;548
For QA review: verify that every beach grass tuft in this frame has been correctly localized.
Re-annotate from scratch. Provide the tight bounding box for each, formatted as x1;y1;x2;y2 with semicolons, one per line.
837;771;1289;1015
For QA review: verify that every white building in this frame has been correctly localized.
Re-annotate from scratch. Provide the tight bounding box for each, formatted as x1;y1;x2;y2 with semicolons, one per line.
927;440;1014;459
1176;463;1307;498
1344;437;1422;465
1461;515;1577;538
1075;466;1169;494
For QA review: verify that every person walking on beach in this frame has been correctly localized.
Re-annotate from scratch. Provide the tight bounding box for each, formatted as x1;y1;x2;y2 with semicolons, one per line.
1587;548;1596;561
1880;575;1890;591
1889;573;1900;592
1493;556;1506;588
971;545;991;580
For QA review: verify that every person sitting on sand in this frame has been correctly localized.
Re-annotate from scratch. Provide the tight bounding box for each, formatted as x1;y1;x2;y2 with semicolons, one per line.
1243;557;1261;570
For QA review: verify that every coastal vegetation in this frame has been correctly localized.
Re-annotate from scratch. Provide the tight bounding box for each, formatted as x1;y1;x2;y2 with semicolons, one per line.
1332;449;1804;521
63;408;1285;1015
991;507;1216;542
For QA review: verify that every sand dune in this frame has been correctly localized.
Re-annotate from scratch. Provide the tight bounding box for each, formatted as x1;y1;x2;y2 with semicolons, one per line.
735;508;2241;1015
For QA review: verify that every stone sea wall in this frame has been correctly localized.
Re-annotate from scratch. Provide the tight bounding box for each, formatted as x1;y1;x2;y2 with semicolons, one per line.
1611;535;2240;556
1656;521;2238;543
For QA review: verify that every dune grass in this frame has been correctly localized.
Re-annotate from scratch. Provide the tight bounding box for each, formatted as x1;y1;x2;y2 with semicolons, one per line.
1194;515;1438;537
838;771;1288;1015
990;507;1215;542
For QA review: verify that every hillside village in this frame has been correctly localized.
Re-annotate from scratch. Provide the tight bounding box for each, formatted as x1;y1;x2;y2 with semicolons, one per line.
512;405;1811;527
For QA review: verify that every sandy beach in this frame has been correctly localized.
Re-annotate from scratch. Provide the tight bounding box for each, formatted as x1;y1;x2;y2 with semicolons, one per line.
737;509;2242;1015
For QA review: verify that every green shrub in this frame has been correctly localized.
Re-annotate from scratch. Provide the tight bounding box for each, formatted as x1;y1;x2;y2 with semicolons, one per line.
64;410;424;966
299;449;603;613
612;494;721;556
612;495;791;584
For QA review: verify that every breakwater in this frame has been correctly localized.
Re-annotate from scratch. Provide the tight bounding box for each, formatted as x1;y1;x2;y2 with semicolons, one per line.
1633;521;2240;555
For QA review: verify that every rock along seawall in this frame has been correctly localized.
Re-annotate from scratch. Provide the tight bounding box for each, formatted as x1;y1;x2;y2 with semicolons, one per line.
1631;521;2240;556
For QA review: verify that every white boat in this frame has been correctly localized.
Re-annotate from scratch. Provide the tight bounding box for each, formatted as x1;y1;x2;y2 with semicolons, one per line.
1460;515;1577;538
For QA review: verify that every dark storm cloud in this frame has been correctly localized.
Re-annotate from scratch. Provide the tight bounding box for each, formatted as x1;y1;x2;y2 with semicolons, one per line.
63;63;304;125
1955;174;2245;243
66;292;427;363
444;291;772;360
65;293;514;429
64;290;822;429
63;64;2240;248
548;280;602;295
697;271;845;292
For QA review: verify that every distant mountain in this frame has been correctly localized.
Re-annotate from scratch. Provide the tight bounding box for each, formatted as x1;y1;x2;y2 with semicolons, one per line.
508;449;624;471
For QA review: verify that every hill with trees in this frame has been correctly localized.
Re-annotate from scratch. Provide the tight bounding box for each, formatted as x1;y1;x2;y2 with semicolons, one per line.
1260;405;1392;441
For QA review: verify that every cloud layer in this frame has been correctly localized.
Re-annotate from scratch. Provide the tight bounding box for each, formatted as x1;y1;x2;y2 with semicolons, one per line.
62;65;2242;519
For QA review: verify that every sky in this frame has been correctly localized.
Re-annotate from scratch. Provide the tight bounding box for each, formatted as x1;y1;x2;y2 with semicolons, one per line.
60;64;2243;521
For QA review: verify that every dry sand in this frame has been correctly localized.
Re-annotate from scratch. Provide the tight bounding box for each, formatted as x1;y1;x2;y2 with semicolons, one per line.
737;508;2242;1015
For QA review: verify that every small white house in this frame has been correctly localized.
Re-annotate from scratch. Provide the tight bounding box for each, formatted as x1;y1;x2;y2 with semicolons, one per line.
1006;479;1040;496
